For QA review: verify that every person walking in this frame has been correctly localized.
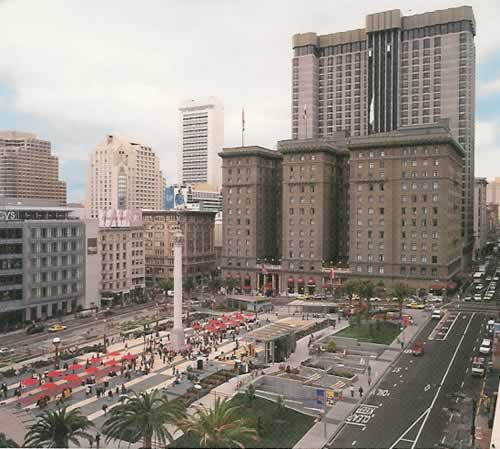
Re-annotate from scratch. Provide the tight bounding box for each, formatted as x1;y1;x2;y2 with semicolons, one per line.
350;386;354;398
102;404;108;415
358;386;364;397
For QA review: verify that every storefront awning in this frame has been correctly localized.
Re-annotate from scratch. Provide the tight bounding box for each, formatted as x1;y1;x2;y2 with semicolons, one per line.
308;277;316;286
287;276;294;284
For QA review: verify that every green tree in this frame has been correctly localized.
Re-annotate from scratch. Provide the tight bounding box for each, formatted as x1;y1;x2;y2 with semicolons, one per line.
344;280;358;304
275;396;286;418
183;277;195;292
102;390;186;449
24;408;94;448
225;277;239;294
157;278;173;293
392;283;413;318
208;276;222;293
245;384;256;407
325;341;337;353
0;432;19;448
178;397;258;448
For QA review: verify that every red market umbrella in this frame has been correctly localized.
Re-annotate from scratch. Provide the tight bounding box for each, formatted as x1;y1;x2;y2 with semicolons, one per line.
121;354;136;361
47;370;62;378
234;316;245;322
21;377;38;387
220;315;231;322
41;382;57;390
206;326;217;333
208;319;219;325
68;363;83;371
105;360;119;366
244;313;255;318
90;357;102;364
107;351;121;357
64;374;80;382
215;322;226;329
192;323;201;330
85;367;99;374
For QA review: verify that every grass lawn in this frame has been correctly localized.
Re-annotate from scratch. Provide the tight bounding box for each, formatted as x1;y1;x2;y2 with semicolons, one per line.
170;394;315;448
336;320;400;345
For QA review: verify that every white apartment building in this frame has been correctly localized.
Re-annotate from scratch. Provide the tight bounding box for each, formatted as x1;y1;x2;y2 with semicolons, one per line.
177;97;224;189
85;135;165;218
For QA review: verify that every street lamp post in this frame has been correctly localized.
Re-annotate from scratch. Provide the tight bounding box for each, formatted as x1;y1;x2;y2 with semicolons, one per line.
103;319;107;352
52;337;61;369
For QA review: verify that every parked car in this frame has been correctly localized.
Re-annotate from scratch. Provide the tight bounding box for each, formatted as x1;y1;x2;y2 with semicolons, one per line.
412;339;424;356
26;323;45;335
0;347;14;355
48;324;67;333
407;302;425;310
471;357;486;377
486;276;493;282
479;339;491;355
464;295;472;302
475;284;484;291
474;294;482;301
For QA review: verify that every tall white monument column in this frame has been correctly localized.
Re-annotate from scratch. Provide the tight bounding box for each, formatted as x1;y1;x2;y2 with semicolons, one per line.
172;227;185;350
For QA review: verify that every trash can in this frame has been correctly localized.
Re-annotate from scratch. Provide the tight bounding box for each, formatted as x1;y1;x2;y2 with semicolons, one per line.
197;358;203;370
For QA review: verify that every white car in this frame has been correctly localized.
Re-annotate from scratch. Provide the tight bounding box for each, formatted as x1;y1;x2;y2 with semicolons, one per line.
474;294;482;301
475;284;484;291
464;295;472;302
471;357;486;377
0;347;14;355
479;339;491;355
494;276;499;281
428;296;443;303
431;310;443;320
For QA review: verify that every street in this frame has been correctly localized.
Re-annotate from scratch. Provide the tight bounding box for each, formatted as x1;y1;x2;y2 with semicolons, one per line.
330;312;487;449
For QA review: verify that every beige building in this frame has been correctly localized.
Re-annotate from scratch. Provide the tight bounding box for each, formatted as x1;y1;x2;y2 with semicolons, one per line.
0;131;66;205
99;225;145;304
142;210;216;282
473;178;488;261
86;135;165;219
292;6;476;267
487;178;500;210
219;146;282;293
348;122;464;288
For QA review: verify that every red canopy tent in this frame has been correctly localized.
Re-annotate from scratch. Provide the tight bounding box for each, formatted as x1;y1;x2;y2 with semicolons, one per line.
105;360;119;367
90;357;102;364
85;367;99;374
220;315;231;322
41;382;57;390
107;351;121;357
208;319;219;326
215;322;227;330
121;354;136;361
21;377;38;387
63;374;80;383
68;363;83;371
244;312;255;318
206;326;217;333
47;370;62;378
192;323;201;330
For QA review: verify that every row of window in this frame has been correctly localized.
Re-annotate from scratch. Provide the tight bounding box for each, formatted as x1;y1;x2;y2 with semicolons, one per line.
32;283;80;298
31;227;80;239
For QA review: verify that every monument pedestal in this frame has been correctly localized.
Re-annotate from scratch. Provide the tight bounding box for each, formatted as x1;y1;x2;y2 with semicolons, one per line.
171;327;185;351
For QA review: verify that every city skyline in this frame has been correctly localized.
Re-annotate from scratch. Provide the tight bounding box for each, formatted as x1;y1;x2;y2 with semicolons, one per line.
1;0;500;201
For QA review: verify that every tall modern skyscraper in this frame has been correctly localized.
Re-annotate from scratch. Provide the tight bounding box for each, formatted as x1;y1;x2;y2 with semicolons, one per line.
0;131;67;205
85;135;165;219
178;97;224;189
292;6;476;264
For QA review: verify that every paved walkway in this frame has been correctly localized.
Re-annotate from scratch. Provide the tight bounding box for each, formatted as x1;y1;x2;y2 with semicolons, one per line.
293;310;431;449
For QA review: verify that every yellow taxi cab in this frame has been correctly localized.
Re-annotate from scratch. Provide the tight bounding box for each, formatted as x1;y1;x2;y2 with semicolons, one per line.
407;302;425;310
48;324;67;332
297;295;310;300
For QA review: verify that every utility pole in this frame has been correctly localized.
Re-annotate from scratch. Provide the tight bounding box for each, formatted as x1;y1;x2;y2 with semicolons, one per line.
471;399;477;449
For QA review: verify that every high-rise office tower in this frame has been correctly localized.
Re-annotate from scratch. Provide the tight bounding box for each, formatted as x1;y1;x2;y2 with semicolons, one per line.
178;97;224;189
292;6;476;264
0;131;67;205
85;135;165;219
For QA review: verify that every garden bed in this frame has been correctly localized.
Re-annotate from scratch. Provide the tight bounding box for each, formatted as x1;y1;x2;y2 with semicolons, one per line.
335;320;400;345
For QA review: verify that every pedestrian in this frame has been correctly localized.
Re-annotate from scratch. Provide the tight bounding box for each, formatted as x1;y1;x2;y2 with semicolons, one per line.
350;386;354;398
358;386;364;397
108;390;113;400
368;376;372;386
115;386;120;395
102;404;108;415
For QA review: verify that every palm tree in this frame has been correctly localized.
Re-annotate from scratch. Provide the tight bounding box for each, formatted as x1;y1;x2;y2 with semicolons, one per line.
178;397;258;448
24;408;94;448
102;390;185;449
244;384;256;407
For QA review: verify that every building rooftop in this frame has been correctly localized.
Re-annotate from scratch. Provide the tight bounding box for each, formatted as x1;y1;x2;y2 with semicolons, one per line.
278;138;349;156
219;145;282;160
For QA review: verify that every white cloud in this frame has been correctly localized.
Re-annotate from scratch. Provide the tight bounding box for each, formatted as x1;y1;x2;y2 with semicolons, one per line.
476;120;500;179
479;79;500;96
0;0;499;198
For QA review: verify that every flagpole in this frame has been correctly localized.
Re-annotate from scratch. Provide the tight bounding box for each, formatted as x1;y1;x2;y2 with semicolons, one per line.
242;108;245;147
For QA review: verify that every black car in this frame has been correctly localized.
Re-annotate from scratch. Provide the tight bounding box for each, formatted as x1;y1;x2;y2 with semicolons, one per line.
26;323;45;335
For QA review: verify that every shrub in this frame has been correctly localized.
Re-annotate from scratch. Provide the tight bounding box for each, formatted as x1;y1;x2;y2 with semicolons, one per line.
325;341;337;353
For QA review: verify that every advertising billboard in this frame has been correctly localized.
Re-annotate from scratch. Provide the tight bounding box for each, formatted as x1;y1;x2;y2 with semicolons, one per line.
164;186;175;209
98;209;143;228
164;185;190;210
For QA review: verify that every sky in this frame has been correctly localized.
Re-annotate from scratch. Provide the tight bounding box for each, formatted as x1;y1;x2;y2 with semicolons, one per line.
1;0;500;202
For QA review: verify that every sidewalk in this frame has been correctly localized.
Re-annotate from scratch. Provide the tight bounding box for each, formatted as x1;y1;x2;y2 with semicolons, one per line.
293;310;431;449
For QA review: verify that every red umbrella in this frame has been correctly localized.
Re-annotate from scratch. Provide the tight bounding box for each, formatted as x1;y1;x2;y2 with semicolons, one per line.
21;377;38;387
107;351;121;357
47;370;62;378
208;319;219;325
64;374;80;382
90;357;101;364
206;326;217;333
220;315;231;322
85;367;99;374
234;316;245;322
215;322;226;329
68;363;83;371
121;354;136;361
192;323;201;330
244;313;255;318
41;382;57;390
105;360;119;366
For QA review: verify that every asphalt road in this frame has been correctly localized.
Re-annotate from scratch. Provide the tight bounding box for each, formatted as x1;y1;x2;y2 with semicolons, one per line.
330;311;487;449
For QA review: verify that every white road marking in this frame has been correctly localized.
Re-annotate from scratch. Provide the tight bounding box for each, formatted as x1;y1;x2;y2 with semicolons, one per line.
456;397;460;403
389;407;430;449
441;436;446;444
424;384;431;392
449;413;453;422
393;383;397;387
466;368;469;374
352;441;356;446
401;438;415;443
411;313;475;449
461;381;464;388
442;312;459;340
